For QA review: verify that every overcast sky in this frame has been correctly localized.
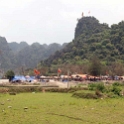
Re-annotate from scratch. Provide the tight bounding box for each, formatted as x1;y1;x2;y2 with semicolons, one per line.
0;0;124;45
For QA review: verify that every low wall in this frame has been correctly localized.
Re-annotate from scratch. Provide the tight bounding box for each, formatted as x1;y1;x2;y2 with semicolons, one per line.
0;79;9;84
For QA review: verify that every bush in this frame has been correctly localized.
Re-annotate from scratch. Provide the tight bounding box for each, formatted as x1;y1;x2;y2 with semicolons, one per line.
72;92;98;99
112;82;121;86
5;70;15;82
88;83;97;90
96;83;106;93
0;88;9;93
9;92;16;95
0;86;88;93
95;90;103;97
88;82;106;92
111;86;121;96
8;86;42;93
46;87;88;93
104;85;112;93
107;92;119;98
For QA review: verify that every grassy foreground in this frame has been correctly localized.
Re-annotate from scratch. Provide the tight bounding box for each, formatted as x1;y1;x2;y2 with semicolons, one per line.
0;92;124;124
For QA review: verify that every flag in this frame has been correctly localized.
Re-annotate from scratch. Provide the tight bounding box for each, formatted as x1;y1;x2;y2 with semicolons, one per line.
57;68;61;73
106;71;108;75
34;69;40;75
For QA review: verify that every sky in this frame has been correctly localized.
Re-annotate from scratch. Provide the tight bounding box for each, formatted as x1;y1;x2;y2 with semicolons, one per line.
0;0;124;45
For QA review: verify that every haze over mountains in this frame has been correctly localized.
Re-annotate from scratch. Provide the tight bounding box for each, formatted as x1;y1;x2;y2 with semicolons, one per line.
1;16;124;73
0;37;67;71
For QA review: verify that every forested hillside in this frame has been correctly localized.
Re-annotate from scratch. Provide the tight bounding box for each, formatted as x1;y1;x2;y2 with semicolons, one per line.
9;42;29;53
0;37;66;71
0;37;17;70
15;42;66;68
1;16;124;76
39;16;124;76
42;17;124;65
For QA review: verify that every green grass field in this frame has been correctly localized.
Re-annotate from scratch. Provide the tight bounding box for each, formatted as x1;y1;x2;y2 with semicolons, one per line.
0;92;124;124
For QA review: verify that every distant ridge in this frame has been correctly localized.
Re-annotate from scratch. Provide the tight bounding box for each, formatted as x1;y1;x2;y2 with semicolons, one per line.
0;36;67;71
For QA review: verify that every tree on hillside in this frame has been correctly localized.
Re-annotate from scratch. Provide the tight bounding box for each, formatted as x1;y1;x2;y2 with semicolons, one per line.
89;56;102;76
108;62;124;76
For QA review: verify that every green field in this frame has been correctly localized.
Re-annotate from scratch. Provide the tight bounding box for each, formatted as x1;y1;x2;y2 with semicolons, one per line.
0;92;124;124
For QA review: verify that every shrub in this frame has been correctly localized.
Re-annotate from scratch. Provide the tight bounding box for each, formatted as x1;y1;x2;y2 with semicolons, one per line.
5;70;15;82
107;92;118;98
104;85;112;93
8;86;41;93
96;83;106;93
9;92;16;95
0;86;88;93
111;86;121;96
46;87;88;93
88;82;106;92
0;88;9;93
112;82;121;86
88;83;97;90
95;90;103;97
72;92;98;99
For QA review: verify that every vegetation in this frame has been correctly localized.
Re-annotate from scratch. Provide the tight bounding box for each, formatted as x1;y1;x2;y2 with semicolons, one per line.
1;14;124;124
87;82;123;98
1;16;124;76
89;56;102;76
5;70;15;82
0;81;123;98
0;37;66;71
39;17;124;76
0;92;124;124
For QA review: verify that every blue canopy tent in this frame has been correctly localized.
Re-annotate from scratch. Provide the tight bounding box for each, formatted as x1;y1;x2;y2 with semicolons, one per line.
26;76;35;82
12;75;26;82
